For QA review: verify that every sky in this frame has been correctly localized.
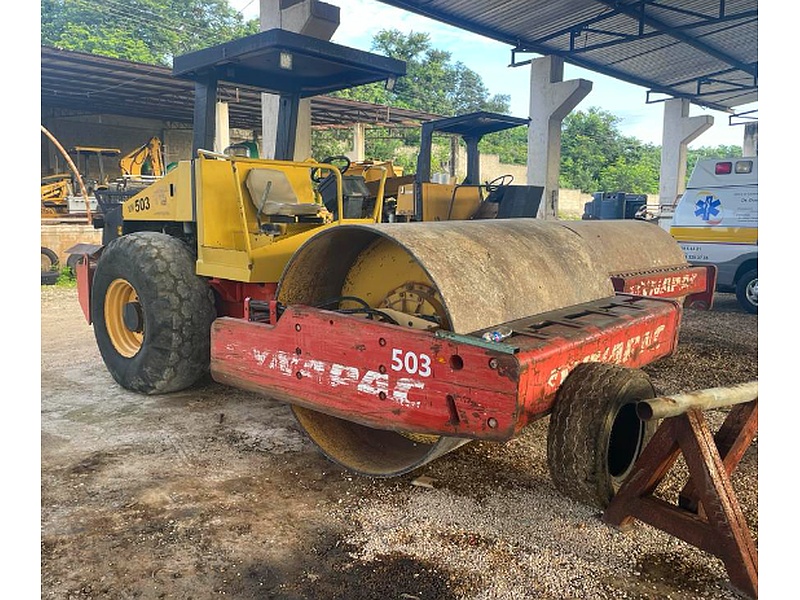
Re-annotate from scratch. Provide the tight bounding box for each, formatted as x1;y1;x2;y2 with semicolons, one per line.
230;0;757;149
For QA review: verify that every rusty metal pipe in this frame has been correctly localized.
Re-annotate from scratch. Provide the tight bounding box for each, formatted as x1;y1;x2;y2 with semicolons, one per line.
41;125;93;224
637;381;758;421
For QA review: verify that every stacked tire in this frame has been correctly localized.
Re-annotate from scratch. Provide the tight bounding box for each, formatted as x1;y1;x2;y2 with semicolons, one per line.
41;247;60;285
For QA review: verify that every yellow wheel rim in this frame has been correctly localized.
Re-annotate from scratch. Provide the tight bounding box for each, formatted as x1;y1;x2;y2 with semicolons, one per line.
340;238;451;329
104;278;144;358
341;239;447;446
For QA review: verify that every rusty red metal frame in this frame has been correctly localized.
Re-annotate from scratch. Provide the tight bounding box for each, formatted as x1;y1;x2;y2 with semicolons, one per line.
611;265;717;310
75;252;96;323
208;278;277;319
73;255;277;324
211;295;682;440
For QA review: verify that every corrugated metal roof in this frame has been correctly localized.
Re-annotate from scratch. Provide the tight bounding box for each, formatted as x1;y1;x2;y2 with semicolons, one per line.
376;0;757;111
40;46;441;129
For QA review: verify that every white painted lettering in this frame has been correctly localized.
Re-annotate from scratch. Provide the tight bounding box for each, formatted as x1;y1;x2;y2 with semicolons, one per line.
357;370;389;396
330;364;360;387
392;378;424;409
544;324;670;392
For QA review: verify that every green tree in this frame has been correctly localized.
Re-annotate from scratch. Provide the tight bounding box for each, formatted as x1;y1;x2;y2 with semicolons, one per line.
597;148;661;194
560;107;624;191
686;144;742;180
451;65;509;115
336;29;510;117
41;0;258;65
324;29;512;167
311;128;352;162
478;126;528;166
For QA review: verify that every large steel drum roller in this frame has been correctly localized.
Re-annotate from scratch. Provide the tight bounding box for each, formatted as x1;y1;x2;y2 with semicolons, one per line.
276;219;686;476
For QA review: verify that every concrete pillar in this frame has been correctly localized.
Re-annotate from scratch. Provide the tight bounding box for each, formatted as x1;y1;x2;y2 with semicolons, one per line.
658;98;713;206
346;122;366;161
214;101;230;153
259;0;340;160
743;122;758;157
527;56;592;219
295;99;312;160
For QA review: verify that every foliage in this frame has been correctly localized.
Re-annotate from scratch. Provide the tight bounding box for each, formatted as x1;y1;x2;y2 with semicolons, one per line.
319;29;511;168
42;6;744;191
557;107;740;195
686;144;742;179
311;128;352;163
311;127;447;173
479;127;528;166
596;150;660;194
55;266;77;288
333;29;510;117
317;96;739;193
560;107;627;191
41;0;258;65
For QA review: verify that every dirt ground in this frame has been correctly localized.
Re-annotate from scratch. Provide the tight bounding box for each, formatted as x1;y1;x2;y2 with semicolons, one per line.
40;285;757;600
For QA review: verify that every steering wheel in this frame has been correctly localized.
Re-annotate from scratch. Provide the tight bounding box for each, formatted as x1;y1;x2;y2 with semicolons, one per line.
312;155;352;182
485;174;514;192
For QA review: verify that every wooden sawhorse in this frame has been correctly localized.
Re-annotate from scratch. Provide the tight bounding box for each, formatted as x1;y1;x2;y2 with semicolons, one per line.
603;382;758;598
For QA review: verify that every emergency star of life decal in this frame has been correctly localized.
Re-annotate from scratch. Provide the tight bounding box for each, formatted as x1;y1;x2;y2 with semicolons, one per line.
250;347;424;409
694;191;723;225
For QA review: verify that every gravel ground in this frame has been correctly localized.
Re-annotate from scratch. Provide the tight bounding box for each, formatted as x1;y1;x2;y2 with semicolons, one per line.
39;285;757;600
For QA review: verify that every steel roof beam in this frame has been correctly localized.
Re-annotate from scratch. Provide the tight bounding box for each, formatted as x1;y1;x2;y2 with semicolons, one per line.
377;1;755;111
593;0;756;77
553;12;757;56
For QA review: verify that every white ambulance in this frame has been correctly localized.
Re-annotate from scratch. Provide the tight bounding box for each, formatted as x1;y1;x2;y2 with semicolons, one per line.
670;157;758;313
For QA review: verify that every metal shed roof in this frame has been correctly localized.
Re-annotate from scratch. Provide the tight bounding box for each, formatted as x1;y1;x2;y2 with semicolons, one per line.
376;0;757;112
40;45;441;130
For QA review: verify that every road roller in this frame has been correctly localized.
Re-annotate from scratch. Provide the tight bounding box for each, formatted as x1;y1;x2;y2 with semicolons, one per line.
71;30;716;509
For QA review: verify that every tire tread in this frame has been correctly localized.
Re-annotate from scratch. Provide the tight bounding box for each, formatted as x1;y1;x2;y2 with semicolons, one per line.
92;232;215;394
547;363;656;509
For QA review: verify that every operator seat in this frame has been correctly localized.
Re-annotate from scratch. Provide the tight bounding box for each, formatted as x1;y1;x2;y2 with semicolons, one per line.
245;168;322;217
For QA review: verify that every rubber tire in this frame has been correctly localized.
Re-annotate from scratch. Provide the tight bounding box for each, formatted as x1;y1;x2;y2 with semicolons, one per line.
42;247;60;285
67;253;82;276
41;270;60;286
735;268;758;314
546;362;657;509
91;232;216;395
41;246;59;271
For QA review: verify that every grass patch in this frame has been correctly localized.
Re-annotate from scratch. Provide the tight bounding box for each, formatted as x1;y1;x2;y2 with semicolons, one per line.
56;266;77;288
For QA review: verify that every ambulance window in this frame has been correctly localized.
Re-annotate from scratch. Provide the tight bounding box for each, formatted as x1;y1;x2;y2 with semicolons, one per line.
715;161;732;174
735;160;753;174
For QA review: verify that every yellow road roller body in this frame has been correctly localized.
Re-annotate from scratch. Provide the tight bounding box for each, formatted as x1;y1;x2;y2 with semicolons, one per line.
72;29;719;509
120;153;386;282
